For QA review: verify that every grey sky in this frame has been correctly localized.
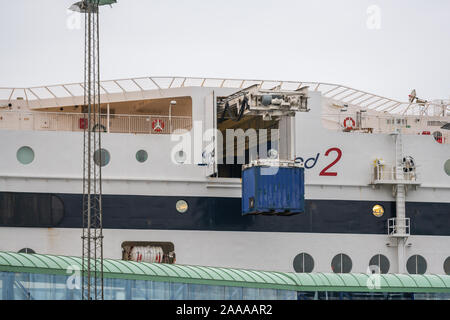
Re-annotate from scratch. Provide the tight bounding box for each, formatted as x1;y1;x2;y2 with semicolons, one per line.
0;0;449;101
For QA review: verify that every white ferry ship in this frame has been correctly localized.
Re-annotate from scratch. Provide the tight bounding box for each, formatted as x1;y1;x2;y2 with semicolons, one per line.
0;76;449;275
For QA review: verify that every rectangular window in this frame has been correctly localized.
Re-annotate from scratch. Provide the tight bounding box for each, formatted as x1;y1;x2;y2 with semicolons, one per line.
427;121;445;126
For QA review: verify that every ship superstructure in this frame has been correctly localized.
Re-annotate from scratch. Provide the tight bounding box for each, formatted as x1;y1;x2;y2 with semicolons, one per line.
0;76;449;275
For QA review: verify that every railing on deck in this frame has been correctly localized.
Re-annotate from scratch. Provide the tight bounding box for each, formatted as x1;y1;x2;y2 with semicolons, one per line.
0;111;192;134
0;76;449;116
371;165;418;183
388;218;410;237
322;113;450;144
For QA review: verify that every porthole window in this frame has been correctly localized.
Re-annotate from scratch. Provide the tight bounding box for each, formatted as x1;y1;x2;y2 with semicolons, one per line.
18;248;35;254
174;150;187;164
443;257;450;275
406;255;427;275
17;146;35;165
444;159;450;176
293;253;314;273
369;254;390;274
136;150;148;163
372;205;384;217
94;148;110;167
176;200;189;214
331;253;352;273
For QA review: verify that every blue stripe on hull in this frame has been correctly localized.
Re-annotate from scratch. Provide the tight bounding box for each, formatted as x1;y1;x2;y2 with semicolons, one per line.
1;192;449;235
57;194;449;235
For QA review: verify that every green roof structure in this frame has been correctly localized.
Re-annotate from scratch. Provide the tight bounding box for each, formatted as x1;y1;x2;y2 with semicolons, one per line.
0;252;449;293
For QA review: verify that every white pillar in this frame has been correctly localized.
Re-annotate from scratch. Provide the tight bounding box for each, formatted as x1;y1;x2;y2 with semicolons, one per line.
397;238;406;274
107;103;110;133
278;116;292;160
394;130;407;273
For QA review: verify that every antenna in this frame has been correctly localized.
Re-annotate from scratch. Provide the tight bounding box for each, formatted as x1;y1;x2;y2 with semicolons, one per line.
408;89;416;103
408;89;427;106
70;0;116;301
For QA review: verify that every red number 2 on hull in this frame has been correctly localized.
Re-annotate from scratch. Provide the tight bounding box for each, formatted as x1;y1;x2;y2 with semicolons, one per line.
319;148;342;176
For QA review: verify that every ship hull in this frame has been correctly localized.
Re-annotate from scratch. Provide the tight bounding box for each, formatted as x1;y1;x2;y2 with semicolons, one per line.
0;225;448;274
1;191;450;236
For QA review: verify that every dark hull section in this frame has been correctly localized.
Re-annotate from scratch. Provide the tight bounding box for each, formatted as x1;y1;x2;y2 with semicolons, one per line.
0;192;449;235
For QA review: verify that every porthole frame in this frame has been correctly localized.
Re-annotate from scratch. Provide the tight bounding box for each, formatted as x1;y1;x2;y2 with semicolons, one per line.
369;254;390;274
443;257;450;275
293;252;314;273
16;146;35;165
444;159;450;176
372;204;384;218
136;149;148;163
176;200;189;214
93;148;111;167
406;254;427;275
18;248;36;254
331;253;353;274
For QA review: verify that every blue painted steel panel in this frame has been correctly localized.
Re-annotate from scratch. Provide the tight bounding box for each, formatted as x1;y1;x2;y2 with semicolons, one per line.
242;165;305;216
3;192;450;235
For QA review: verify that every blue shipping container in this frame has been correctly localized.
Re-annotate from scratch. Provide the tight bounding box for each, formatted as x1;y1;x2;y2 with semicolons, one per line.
242;165;305;216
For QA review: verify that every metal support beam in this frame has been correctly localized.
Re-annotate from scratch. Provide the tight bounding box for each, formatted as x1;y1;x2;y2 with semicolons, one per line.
394;131;408;274
80;0;104;300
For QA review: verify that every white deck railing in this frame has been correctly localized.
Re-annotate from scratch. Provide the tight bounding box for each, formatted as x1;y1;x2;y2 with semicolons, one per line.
322;113;450;144
388;218;410;237
0;111;192;135
371;165;418;183
1;76;449;116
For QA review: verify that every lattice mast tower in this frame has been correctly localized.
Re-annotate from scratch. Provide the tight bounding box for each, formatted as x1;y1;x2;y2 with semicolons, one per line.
69;0;116;300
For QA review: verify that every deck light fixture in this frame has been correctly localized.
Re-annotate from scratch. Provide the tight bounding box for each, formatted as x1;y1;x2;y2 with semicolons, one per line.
70;0;116;13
